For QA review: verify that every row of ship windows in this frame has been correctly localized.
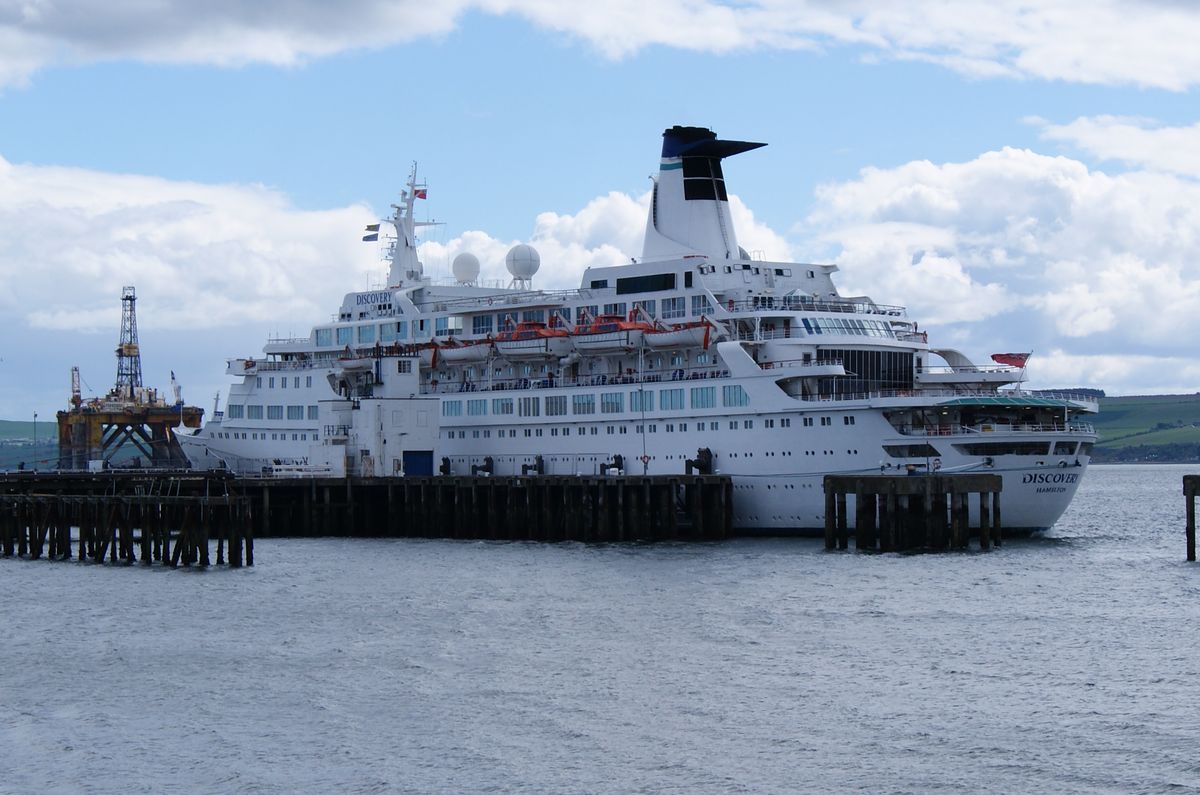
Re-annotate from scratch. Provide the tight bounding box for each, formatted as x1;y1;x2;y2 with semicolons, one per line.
215;431;314;441
324;296;717;345
226;405;320;420
443;385;751;417
255;376;315;389
441;418;854;440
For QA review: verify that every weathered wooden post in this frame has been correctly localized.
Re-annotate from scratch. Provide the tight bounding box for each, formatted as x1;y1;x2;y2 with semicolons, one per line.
1185;476;1198;562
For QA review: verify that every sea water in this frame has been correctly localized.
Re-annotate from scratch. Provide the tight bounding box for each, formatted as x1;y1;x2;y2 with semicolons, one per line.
2;464;1199;794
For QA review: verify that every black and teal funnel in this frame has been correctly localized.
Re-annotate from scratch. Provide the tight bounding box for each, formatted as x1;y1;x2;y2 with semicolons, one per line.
642;126;765;262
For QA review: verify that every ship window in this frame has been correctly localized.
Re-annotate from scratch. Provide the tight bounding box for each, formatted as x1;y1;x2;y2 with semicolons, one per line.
631;389;654;412
267;405;283;420
472;315;493;335
781;418;791;427
227;405;244;419
443;401;463;417
281;378;287;389
620;426;628;434
287;405;303;420
802;417;813;427
883;444;941;458
722;385;750;407
545;395;567;416
492;398;514;415
744;420;753;429
1079;442;1094;455
358;325;376;344
247;405;263;420
468;399;487;416
602;302;627;317
685;272;693;288
307;406;318;420
661;388;684;410
316;328;332;347
577;305;599;323
691;295;713;317
397;360;412;374
954;442;1051;456
336;327;353;346
633;299;657;318
1053;441;1077;455
519;397;540;417
572;394;595;415
690;386;715;409
522;310;546;323
661;297;685;319
844;416;855;425
606;426;614;435
821;417;831;426
601;392;624;414
590;279;609;289
617;274;676;295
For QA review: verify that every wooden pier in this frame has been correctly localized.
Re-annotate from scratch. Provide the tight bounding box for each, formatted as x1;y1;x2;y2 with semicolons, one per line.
245;474;730;542
0;472;733;556
823;474;1003;552
1;492;253;567
1186;475;1199;562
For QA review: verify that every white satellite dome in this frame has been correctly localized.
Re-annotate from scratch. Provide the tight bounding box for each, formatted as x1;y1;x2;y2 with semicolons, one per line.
452;252;480;284
505;244;541;279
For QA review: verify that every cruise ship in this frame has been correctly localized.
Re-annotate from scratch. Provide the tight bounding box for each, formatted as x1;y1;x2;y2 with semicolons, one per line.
177;125;1098;533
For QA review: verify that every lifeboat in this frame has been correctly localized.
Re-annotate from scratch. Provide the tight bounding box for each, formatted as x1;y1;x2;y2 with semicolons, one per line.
494;321;572;359
644;317;718;350
570;314;654;353
438;338;494;363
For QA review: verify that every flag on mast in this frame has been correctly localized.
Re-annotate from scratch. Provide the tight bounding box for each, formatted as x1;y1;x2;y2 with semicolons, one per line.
362;233;378;242
991;352;1031;368
414;189;427;200
364;223;380;232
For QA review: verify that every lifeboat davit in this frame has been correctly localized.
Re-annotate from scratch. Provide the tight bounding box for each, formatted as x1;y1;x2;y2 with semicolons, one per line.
494;321;572;359
570;314;654;353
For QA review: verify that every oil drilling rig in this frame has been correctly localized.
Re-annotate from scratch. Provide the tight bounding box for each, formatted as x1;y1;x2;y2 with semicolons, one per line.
56;287;203;469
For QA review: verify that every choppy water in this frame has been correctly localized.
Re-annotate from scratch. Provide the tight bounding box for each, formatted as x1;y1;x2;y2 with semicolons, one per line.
3;464;1200;794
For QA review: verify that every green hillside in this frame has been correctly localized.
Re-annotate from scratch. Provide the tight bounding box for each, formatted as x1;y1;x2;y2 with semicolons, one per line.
1083;393;1200;462
0;419;46;442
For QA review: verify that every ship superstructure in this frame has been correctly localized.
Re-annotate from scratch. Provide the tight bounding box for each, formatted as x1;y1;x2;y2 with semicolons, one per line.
177;126;1097;533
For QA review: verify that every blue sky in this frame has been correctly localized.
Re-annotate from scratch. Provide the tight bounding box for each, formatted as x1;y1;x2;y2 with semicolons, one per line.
2;1;1200;420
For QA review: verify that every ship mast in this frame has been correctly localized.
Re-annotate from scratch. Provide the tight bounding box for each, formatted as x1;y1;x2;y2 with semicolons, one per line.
385;163;438;287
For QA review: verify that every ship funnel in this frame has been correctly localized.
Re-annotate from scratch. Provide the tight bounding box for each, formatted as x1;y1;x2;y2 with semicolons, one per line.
641;126;765;262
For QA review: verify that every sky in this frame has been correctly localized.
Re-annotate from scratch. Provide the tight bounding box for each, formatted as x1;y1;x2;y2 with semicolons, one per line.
3;0;1200;420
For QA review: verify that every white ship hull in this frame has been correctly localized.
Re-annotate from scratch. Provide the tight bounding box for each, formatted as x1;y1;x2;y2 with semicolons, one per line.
180;125;1098;535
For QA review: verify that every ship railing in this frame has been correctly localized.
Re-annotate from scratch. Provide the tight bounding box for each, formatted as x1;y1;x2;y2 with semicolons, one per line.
895;421;1096;437
896;330;928;343
916;364;1021;374
758;357;843;371
413;287;598;313
250;360;322;372
724;296;907;317
266;336;312;345
794;387;1101;405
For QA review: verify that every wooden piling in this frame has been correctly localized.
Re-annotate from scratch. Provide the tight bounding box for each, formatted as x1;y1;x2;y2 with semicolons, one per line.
1185;475;1198;562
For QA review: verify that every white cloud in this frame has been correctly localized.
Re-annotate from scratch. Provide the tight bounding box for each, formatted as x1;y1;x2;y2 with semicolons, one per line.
1038;115;1200;178
4;1;1200;89
804;147;1200;393
0;154;381;333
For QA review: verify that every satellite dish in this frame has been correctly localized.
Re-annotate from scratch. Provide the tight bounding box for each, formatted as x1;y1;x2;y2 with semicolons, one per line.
505;244;541;279
452;252;480;284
